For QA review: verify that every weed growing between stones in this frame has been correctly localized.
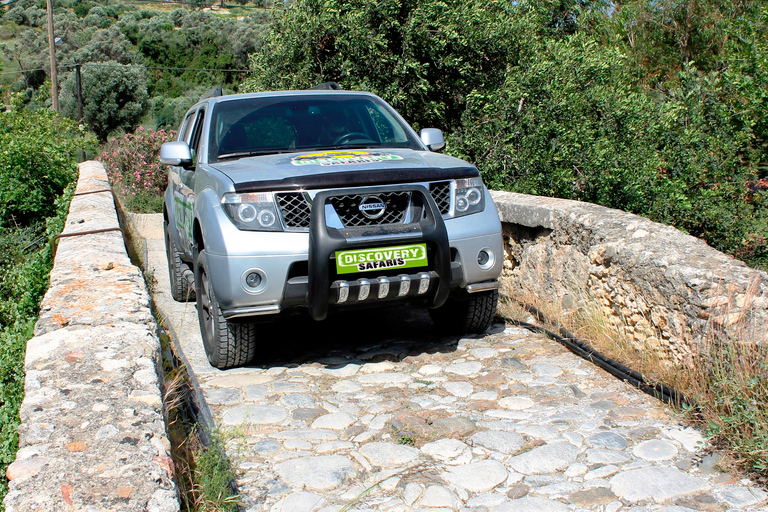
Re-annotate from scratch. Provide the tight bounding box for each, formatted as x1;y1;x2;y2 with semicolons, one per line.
497;279;683;390
161;334;242;512
688;282;768;484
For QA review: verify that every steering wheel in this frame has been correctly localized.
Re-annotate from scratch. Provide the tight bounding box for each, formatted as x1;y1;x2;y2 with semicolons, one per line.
333;132;375;145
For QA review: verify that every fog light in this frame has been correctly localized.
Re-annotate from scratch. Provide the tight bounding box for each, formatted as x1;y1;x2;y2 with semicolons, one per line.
477;248;494;270
245;272;262;288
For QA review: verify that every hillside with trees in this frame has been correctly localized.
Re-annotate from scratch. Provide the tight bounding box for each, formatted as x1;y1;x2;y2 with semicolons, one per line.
1;0;268;135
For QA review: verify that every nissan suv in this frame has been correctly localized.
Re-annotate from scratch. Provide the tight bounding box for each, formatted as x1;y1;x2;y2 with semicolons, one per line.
160;86;503;369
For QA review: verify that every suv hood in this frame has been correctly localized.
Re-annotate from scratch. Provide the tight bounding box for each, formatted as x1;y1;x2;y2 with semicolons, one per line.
209;148;480;193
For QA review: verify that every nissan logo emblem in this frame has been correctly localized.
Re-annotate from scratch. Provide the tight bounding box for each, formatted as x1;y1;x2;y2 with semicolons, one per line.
358;195;387;219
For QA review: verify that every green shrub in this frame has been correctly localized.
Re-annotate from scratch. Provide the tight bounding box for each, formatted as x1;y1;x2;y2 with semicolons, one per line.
0;109;80;227
99;126;176;213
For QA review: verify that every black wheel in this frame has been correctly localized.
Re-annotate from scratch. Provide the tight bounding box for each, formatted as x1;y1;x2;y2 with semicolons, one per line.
165;221;196;302
429;290;499;335
194;250;257;369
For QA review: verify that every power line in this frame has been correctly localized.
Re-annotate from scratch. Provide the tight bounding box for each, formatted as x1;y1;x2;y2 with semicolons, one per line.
2;0;269;10
0;62;250;76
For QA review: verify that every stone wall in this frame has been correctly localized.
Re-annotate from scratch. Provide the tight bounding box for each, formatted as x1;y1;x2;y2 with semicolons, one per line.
491;191;768;363
3;162;179;512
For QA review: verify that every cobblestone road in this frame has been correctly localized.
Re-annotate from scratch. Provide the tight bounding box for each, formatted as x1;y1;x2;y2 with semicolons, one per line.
132;213;767;512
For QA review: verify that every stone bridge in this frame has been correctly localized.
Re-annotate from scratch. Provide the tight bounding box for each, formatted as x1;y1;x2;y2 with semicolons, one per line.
4;161;767;512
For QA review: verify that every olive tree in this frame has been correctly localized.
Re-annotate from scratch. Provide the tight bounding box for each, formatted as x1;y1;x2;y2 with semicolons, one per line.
60;61;148;141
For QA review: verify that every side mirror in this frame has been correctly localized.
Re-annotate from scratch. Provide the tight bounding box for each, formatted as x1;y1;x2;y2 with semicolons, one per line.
160;141;193;169
420;128;445;152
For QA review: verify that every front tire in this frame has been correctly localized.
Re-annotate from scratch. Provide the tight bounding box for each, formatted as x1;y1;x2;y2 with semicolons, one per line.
165;221;195;302
194;250;257;369
429;290;498;335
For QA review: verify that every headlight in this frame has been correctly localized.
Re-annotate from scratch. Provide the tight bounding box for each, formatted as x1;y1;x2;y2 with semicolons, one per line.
221;192;282;231
454;178;485;217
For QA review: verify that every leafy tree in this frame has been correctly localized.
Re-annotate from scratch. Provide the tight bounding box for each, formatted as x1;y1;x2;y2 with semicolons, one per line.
245;0;521;130
59;61;148;141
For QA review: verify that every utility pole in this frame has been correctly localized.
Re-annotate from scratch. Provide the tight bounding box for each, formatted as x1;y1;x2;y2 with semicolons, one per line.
76;63;85;162
76;63;83;121
46;0;58;113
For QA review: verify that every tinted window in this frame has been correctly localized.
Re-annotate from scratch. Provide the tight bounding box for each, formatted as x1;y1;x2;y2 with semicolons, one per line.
209;95;422;162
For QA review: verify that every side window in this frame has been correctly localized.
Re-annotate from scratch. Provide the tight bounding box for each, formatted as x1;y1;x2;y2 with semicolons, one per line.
188;108;206;165
180;110;197;144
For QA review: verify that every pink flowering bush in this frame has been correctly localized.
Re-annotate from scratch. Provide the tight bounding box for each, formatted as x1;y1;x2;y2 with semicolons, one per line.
99;127;177;213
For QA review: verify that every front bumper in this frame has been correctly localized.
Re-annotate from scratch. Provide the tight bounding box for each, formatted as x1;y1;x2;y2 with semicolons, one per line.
208;186;503;321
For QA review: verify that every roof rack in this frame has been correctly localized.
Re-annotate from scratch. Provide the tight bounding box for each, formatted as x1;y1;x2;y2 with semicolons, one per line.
308;82;342;90
200;86;223;100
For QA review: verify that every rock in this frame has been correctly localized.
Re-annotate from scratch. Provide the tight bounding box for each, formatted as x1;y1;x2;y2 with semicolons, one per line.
585;448;630;465
282;393;317;408
270;491;326;511
312;412;356;430
715;486;768;508
498;397;534;410
506;484;530;499
471;431;524;454
221;405;287;425
586;432;628;450
531;364;563;377
508;443;579;474
609;467;708;502
432;417;477;436
273;429;338;441
633;440;678;461
252;439;280;454
569;487;618;506
491;496;570;511
445;362;483;376
332;381;363;393
66;442;87;452
419;485;460;509
205;388;241;404
359;442;419;468
6;457;49;480
274;455;356;491
664;427;706;452
421;439;470;462
443;460;508;492
443;381;474;397
357;373;412;385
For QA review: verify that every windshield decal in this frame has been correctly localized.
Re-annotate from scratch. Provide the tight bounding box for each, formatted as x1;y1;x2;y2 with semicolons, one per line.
291;150;403;166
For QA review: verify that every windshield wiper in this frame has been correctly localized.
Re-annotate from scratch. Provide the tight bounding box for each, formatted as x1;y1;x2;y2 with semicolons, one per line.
325;143;384;150
217;149;291;160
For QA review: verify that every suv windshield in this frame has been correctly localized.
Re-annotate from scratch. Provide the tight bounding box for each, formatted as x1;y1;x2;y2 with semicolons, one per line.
209;94;423;162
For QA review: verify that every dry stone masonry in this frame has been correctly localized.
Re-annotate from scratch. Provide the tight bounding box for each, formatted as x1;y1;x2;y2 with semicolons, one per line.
491;191;768;364
3;162;178;512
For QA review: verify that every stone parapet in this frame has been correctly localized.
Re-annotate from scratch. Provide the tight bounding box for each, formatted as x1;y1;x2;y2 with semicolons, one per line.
3;162;179;512
491;191;768;362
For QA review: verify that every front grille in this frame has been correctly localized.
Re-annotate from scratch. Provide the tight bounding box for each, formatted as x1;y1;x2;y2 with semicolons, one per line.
330;191;410;227
275;182;452;230
276;192;311;229
429;182;451;215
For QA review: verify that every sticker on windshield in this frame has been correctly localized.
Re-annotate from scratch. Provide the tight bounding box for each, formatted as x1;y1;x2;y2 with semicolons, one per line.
292;150;403;166
336;243;428;274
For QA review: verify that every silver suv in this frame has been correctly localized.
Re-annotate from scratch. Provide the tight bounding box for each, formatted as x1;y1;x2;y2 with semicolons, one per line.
160;86;503;369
